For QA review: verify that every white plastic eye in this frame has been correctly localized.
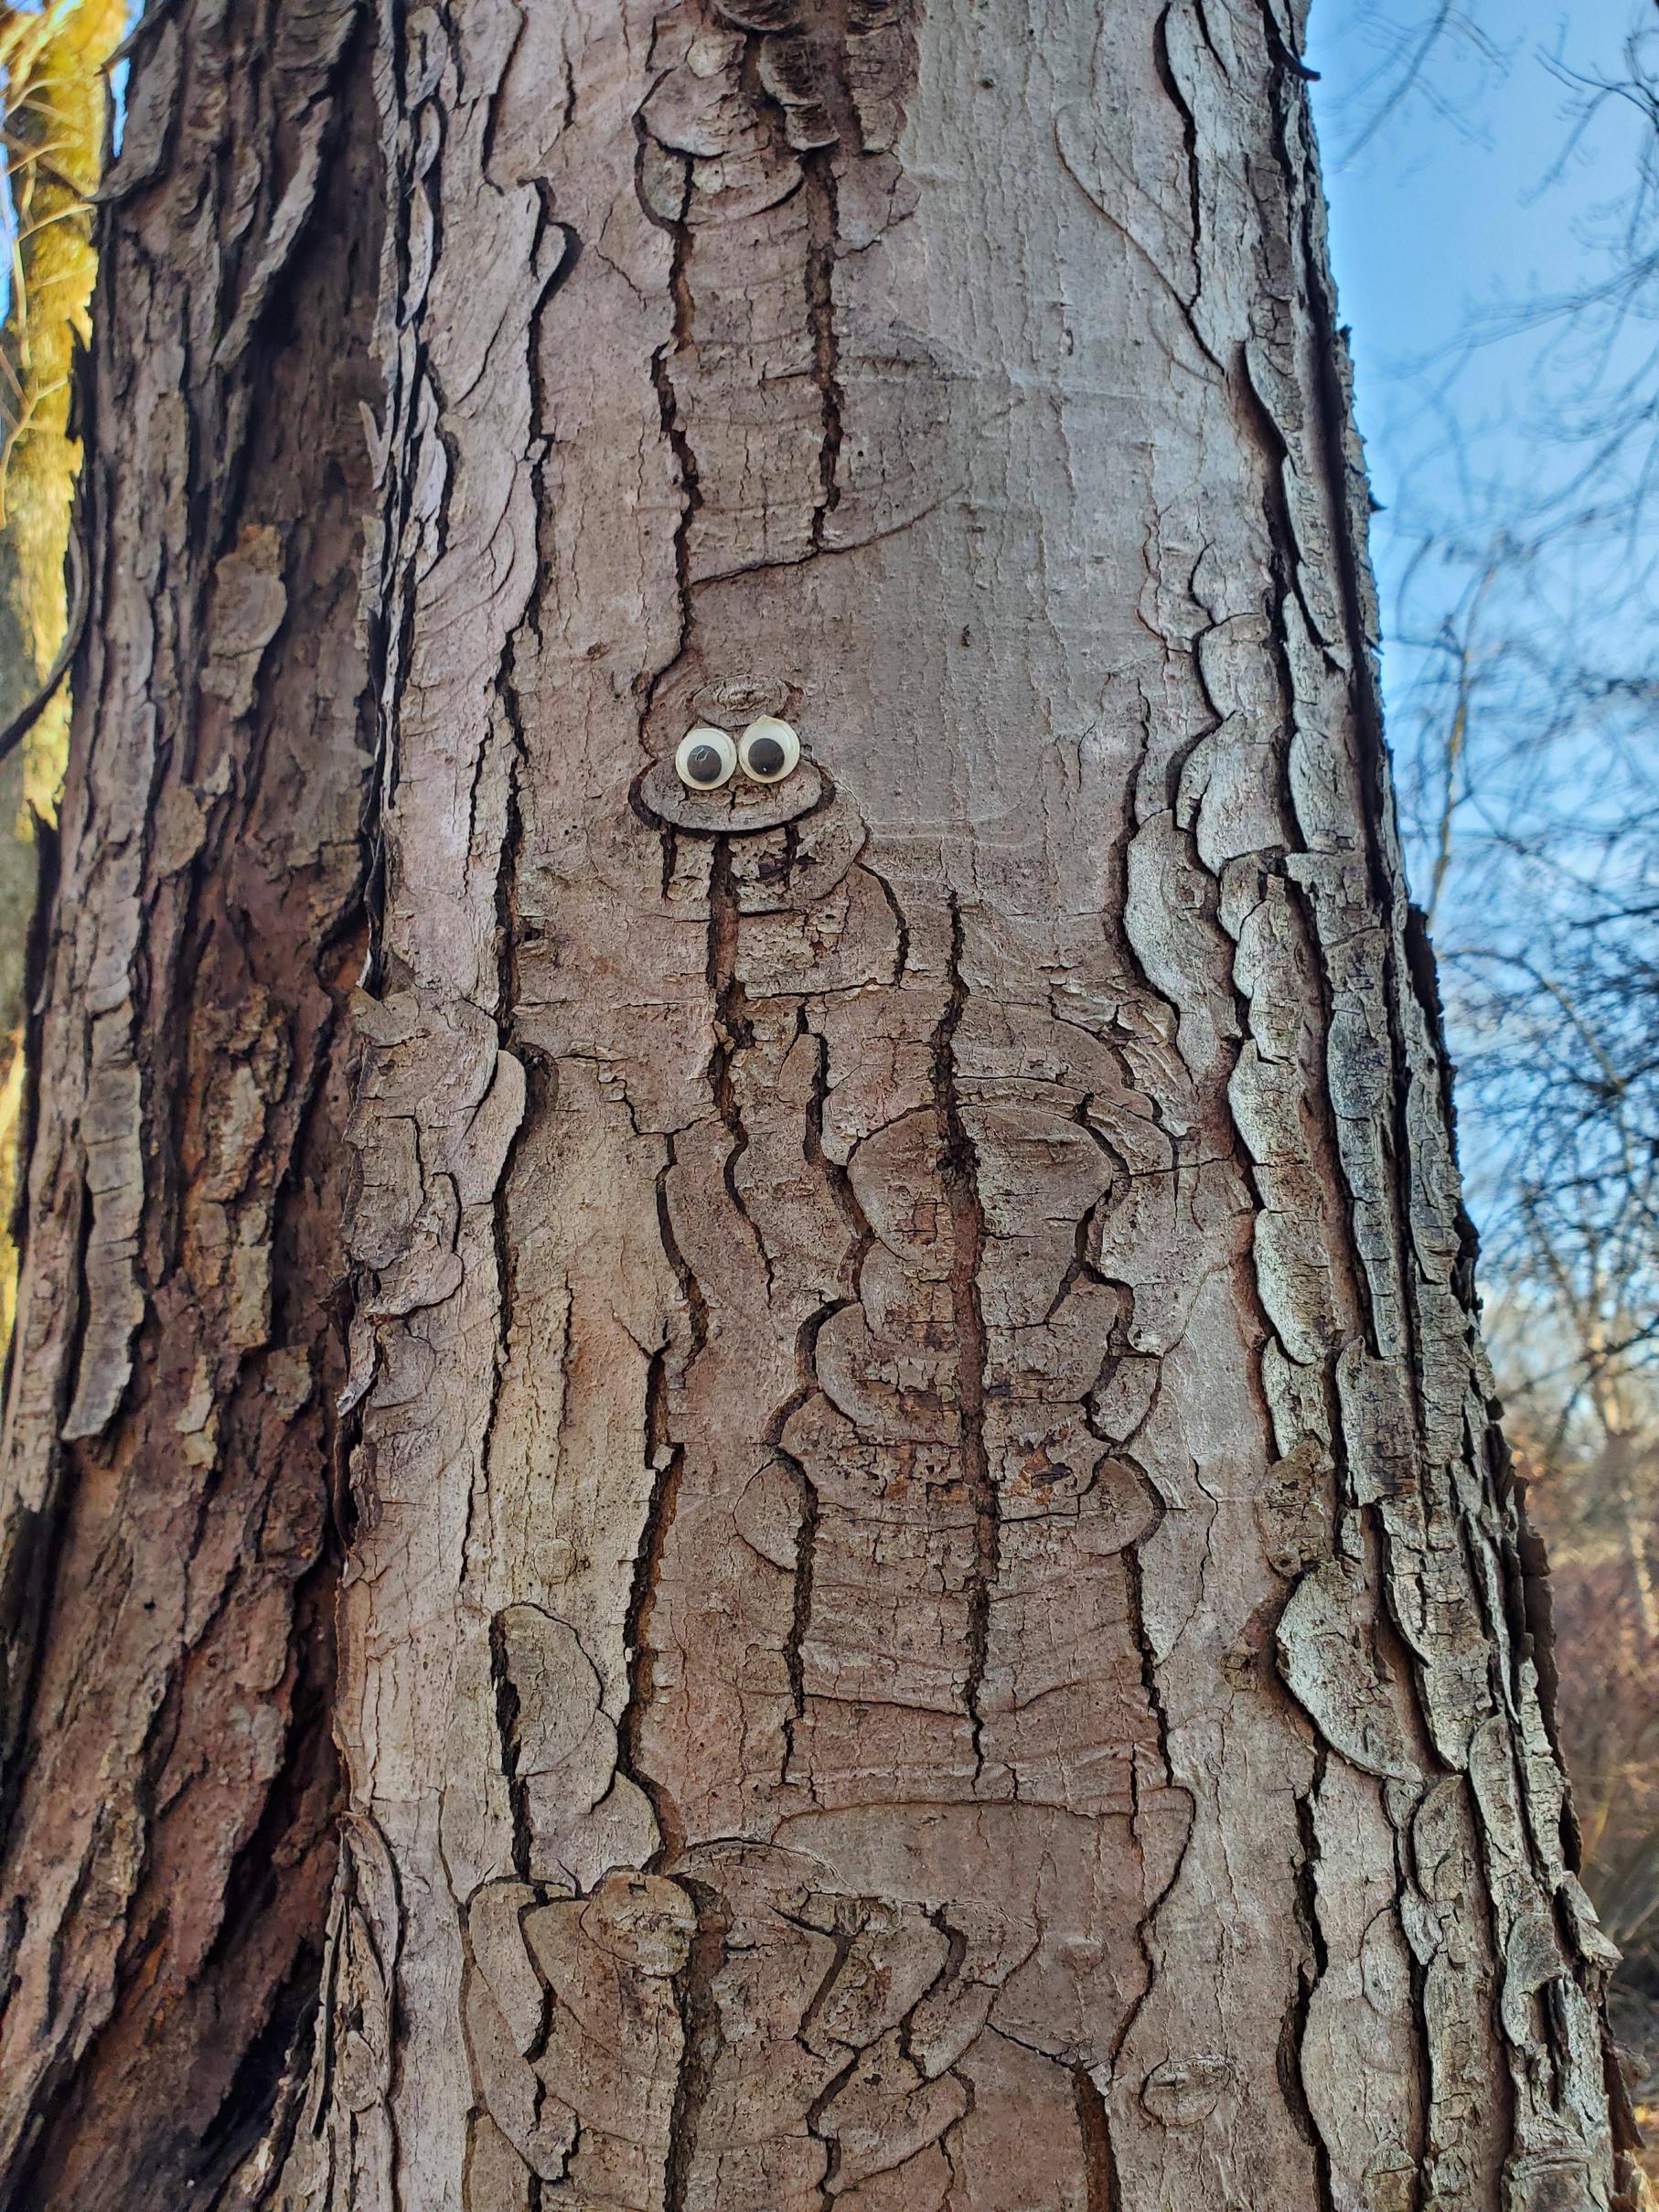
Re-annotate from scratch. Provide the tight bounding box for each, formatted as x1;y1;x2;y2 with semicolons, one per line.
675;725;737;790
739;716;800;783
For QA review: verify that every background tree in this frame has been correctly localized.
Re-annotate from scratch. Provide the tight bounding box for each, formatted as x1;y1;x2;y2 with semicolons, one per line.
0;0;125;1338
0;2;1639;2209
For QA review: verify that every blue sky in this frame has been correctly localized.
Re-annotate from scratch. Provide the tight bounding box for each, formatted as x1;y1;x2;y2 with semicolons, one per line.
1308;3;1651;515
1306;0;1657;753
1305;0;1658;1004
1304;3;1659;1363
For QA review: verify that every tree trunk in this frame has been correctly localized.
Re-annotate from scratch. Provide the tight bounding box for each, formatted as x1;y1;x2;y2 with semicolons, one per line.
0;0;376;2195
0;1;1637;2208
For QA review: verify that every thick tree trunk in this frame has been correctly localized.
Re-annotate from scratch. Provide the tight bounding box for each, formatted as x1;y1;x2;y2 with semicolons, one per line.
0;0;376;2196
0;1;1636;2208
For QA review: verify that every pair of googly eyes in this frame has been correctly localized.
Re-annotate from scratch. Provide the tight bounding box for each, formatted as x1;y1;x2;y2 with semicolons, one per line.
675;716;801;791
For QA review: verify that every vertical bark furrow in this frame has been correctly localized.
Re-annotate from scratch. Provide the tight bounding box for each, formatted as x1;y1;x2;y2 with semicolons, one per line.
802;146;846;552
932;892;994;1775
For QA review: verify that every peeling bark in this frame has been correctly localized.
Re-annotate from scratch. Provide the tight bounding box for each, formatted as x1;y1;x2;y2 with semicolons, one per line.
0;0;1635;2208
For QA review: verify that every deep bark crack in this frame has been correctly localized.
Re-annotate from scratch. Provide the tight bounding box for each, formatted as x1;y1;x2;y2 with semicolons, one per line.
1072;2060;1119;2212
932;892;996;1776
664;1880;728;2212
803;146;844;552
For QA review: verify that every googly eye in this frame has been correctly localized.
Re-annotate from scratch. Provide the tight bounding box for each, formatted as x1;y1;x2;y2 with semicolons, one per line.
739;716;801;783
675;726;737;790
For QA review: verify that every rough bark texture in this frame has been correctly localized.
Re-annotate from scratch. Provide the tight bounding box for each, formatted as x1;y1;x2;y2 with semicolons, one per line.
0;0;1637;2208
0;0;377;2198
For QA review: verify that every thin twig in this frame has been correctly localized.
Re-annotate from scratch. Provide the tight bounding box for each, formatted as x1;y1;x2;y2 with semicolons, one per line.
0;519;86;766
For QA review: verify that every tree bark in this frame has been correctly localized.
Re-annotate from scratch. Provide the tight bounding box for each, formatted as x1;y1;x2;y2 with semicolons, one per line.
0;1;1637;2208
0;0;377;2196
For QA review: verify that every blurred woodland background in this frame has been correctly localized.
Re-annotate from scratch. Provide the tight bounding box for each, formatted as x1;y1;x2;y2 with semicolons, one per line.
1311;0;1659;2171
0;0;1654;2175
0;0;123;1341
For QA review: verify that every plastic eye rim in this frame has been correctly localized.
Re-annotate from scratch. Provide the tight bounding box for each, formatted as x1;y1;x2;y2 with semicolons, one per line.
675;725;738;791
738;716;801;784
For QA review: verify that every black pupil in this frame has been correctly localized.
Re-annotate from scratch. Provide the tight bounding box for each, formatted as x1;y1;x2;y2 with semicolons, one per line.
748;735;787;776
687;743;724;785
